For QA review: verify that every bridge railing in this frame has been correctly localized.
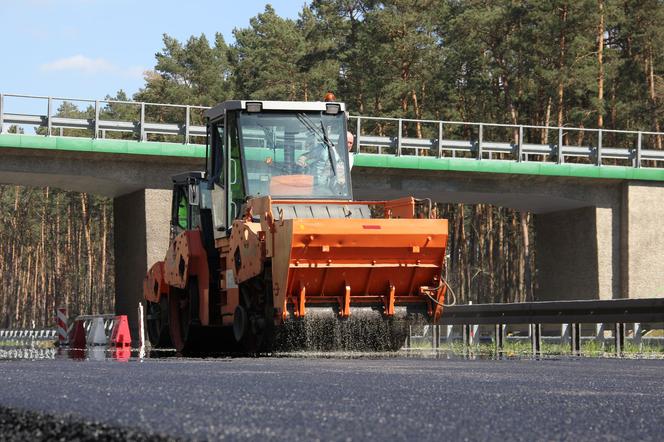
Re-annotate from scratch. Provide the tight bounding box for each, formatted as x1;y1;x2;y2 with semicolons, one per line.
349;115;664;168
2;92;664;168
0;93;208;144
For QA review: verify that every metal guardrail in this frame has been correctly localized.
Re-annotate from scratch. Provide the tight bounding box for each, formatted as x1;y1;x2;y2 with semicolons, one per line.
422;298;664;356
0;93;207;144
2;92;664;168
440;298;664;325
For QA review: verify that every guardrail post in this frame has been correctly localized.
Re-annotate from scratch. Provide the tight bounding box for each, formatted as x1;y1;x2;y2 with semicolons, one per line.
431;324;439;349
94;100;100;138
0;93;4;133
47;96;52;136
595;323;605;351
494;323;505;354
517;125;523;162
633;322;642;351
636;131;642;168
405;325;411;349
571;323;581;356
397;118;402;156
185;105;190;145
530;323;542;357
614;322;625;357
438;121;443;158
477;123;483;160
597;129;603;166
140;102;146;141
462;324;469;353
560;323;570;345
557;127;564;164
445;324;453;342
355;117;361;154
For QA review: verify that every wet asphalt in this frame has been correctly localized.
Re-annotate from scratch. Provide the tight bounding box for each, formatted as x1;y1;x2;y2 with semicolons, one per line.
0;354;663;441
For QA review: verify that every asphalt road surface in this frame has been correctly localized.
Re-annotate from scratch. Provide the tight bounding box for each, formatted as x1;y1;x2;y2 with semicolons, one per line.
0;353;663;441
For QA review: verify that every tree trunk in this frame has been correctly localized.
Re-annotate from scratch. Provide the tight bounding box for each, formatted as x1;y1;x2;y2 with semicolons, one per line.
597;0;605;128
557;3;568;128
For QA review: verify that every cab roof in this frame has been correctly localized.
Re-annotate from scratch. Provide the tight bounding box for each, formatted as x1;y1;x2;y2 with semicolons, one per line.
204;100;346;123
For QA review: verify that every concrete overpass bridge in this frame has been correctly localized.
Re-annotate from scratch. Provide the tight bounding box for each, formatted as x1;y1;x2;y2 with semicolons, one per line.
2;93;664;332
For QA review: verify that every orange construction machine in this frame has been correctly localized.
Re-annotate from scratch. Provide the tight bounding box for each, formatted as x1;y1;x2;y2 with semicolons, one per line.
143;100;449;354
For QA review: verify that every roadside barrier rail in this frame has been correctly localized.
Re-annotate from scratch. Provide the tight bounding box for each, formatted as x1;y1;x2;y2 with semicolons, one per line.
3;92;664;168
420;298;664;357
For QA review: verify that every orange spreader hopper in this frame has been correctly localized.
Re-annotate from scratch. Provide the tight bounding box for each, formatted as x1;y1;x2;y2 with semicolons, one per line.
271;217;448;322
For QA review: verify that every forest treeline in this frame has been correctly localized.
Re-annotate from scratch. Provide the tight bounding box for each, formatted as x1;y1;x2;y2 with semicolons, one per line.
2;0;664;326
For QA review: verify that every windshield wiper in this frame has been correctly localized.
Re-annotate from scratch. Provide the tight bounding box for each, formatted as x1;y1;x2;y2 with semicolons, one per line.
296;113;339;176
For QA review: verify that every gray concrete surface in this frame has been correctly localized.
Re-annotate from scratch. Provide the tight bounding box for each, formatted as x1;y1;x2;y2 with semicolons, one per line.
535;207;600;300
621;182;664;299
113;189;171;340
0;356;662;441
0;146;203;197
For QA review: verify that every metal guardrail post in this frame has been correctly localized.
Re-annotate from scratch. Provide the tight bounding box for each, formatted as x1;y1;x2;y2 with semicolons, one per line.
0;93;4;133
355;117;361;154
438;121;443;158
633;322;642;351
530;323;542;357
557;127;564;164
185;105;190;144
597;129;603;166
517;125;523;162
397;118;402;156
636;131;642;168
614;323;625;356
560;323;570;345
595;323;605;352
431;325;439;349
462;324;469;352
47;96;52;136
140;102;146;141
571;323;581;356
494;324;505;354
445;324;453;342
94;100;100;138
477;123;483;160
405;325;411;349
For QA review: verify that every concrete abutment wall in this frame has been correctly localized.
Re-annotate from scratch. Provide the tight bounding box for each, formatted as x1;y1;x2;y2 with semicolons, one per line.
621;182;664;299
113;189;171;341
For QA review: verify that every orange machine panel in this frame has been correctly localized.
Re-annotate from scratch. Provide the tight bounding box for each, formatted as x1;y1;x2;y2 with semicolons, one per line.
162;230;211;326
270;217;448;322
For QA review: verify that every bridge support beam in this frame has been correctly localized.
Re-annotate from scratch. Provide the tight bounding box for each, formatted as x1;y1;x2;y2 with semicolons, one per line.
113;189;171;343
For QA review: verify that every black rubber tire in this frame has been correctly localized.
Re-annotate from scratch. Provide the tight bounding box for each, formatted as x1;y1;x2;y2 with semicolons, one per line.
168;278;199;353
237;265;275;354
146;298;172;348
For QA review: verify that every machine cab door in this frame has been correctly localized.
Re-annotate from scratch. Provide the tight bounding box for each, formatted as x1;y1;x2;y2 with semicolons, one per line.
171;176;202;239
226;110;246;223
208;118;227;239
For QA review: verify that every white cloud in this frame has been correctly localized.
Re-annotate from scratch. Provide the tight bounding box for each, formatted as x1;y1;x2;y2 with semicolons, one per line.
41;55;114;73
40;55;144;78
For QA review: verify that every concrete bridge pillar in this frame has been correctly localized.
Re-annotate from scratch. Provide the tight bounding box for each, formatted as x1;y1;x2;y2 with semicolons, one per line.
534;206;619;301
620;182;664;299
113;189;171;341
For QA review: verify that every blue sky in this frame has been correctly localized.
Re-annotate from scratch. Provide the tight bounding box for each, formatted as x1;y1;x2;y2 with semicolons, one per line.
0;0;307;102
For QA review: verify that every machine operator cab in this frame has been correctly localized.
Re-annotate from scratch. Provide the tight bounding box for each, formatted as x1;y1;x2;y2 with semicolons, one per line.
201;100;352;239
